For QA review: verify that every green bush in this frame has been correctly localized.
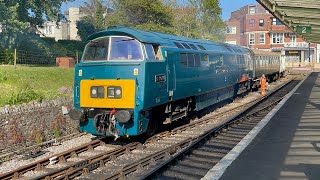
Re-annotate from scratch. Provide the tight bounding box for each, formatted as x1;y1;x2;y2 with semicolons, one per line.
8;83;43;105
53;126;61;139
0;49;14;65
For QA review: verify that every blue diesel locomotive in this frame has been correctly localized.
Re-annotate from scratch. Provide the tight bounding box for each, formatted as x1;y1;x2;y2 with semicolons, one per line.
69;26;284;139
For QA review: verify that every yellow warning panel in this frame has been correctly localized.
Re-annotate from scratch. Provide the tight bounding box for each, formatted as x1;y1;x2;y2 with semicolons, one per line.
80;79;135;108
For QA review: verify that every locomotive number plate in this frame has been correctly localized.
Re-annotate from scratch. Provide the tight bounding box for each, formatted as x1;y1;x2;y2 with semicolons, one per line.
155;74;166;83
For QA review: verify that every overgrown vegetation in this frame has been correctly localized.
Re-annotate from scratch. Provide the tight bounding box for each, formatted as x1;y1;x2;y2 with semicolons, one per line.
0;66;74;107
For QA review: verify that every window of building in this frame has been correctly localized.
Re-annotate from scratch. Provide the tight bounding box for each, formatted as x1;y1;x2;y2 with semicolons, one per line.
290;34;296;44
259;19;264;27
259;33;265;44
249;34;255;45
249;19;255;27
271;33;284;44
249;6;256;14
49;25;54;35
226;26;237;34
272;18;283;25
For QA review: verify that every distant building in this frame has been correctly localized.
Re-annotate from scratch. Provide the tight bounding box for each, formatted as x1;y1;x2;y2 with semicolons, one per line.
38;7;85;41
225;4;318;63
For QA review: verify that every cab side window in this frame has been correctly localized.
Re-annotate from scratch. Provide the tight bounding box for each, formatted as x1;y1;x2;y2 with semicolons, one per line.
145;44;156;60
145;44;163;60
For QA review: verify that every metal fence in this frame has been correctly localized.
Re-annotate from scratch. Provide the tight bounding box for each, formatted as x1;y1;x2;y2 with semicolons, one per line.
0;49;81;66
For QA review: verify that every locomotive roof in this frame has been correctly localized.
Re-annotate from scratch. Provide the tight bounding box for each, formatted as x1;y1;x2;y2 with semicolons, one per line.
87;26;249;54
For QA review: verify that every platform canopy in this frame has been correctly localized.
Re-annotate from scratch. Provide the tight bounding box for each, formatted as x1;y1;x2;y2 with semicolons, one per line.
257;0;320;44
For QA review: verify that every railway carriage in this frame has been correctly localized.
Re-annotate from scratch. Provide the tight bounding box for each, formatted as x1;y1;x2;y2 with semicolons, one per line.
69;26;284;139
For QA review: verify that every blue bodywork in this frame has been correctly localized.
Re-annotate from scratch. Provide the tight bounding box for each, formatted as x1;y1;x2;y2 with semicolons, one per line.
73;26;280;137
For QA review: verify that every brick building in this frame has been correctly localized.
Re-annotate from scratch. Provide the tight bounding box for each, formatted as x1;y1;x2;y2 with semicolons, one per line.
225;4;319;63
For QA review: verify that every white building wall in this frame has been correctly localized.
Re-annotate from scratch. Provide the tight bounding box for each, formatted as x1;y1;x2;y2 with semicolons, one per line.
37;7;82;41
68;7;81;40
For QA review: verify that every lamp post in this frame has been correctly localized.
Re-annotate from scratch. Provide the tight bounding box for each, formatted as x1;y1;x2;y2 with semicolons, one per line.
308;42;311;62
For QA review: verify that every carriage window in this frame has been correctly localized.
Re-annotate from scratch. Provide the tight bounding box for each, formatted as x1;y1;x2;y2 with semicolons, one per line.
237;55;241;64
195;54;201;67
109;37;143;60
188;53;195;67
83;37;109;61
180;53;188;67
145;44;156;60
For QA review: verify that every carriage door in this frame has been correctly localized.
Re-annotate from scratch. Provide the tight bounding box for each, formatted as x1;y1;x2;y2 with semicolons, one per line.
166;50;176;100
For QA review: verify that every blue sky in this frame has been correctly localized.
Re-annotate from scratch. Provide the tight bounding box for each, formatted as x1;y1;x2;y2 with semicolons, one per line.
61;0;257;21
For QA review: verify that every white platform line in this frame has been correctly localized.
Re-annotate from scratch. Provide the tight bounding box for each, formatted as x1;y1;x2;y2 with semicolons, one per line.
201;75;310;180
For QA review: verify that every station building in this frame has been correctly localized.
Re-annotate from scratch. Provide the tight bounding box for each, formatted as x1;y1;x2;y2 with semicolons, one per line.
225;4;320;64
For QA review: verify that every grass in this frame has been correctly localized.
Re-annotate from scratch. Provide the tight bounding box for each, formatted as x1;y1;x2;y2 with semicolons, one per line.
0;65;74;107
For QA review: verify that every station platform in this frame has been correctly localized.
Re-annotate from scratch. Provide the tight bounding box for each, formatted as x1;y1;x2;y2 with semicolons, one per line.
203;72;320;180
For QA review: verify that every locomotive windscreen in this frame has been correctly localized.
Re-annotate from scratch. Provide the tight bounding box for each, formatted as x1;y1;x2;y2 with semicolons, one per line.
82;36;143;62
83;37;110;61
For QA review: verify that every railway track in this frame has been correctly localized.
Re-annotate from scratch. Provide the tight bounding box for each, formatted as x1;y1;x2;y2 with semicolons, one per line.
0;133;85;164
141;79;300;180
0;77;298;180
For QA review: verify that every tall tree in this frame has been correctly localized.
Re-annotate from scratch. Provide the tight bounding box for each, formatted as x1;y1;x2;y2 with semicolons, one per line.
172;5;199;38
109;0;174;33
171;0;225;41
187;0;226;41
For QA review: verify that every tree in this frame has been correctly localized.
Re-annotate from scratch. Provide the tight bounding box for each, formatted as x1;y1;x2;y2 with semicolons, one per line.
172;5;199;38
109;0;174;32
77;0;113;41
169;0;225;41
80;0;109;30
0;0;74;48
187;0;226;42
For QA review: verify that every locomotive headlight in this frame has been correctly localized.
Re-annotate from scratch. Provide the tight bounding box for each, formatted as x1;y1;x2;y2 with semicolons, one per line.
92;89;97;95
116;89;121;95
108;86;122;98
91;87;98;98
91;86;104;98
